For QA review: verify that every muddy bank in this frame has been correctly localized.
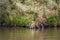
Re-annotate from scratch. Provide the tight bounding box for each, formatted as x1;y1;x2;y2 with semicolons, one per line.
0;23;60;29
30;21;60;29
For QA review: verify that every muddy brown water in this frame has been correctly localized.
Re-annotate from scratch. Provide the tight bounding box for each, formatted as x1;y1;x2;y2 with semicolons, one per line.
0;28;60;40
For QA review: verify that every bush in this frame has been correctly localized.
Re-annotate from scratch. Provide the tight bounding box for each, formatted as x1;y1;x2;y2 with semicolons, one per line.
47;16;57;26
13;16;30;27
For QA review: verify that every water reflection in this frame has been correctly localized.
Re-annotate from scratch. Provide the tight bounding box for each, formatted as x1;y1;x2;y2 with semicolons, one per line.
0;28;60;40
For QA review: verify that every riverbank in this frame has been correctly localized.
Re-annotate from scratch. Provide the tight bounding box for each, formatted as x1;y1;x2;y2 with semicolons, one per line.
0;0;60;29
0;24;60;29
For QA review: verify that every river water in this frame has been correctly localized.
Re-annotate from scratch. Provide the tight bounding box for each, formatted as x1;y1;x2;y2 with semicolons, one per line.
0;28;60;40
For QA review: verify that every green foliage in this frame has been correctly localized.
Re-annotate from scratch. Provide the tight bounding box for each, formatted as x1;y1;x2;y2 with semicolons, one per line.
58;11;60;17
46;12;60;26
13;16;30;27
47;16;57;26
0;0;60;28
57;11;60;24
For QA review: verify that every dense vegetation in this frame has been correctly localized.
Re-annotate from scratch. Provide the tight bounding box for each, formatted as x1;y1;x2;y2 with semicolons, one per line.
0;0;60;28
